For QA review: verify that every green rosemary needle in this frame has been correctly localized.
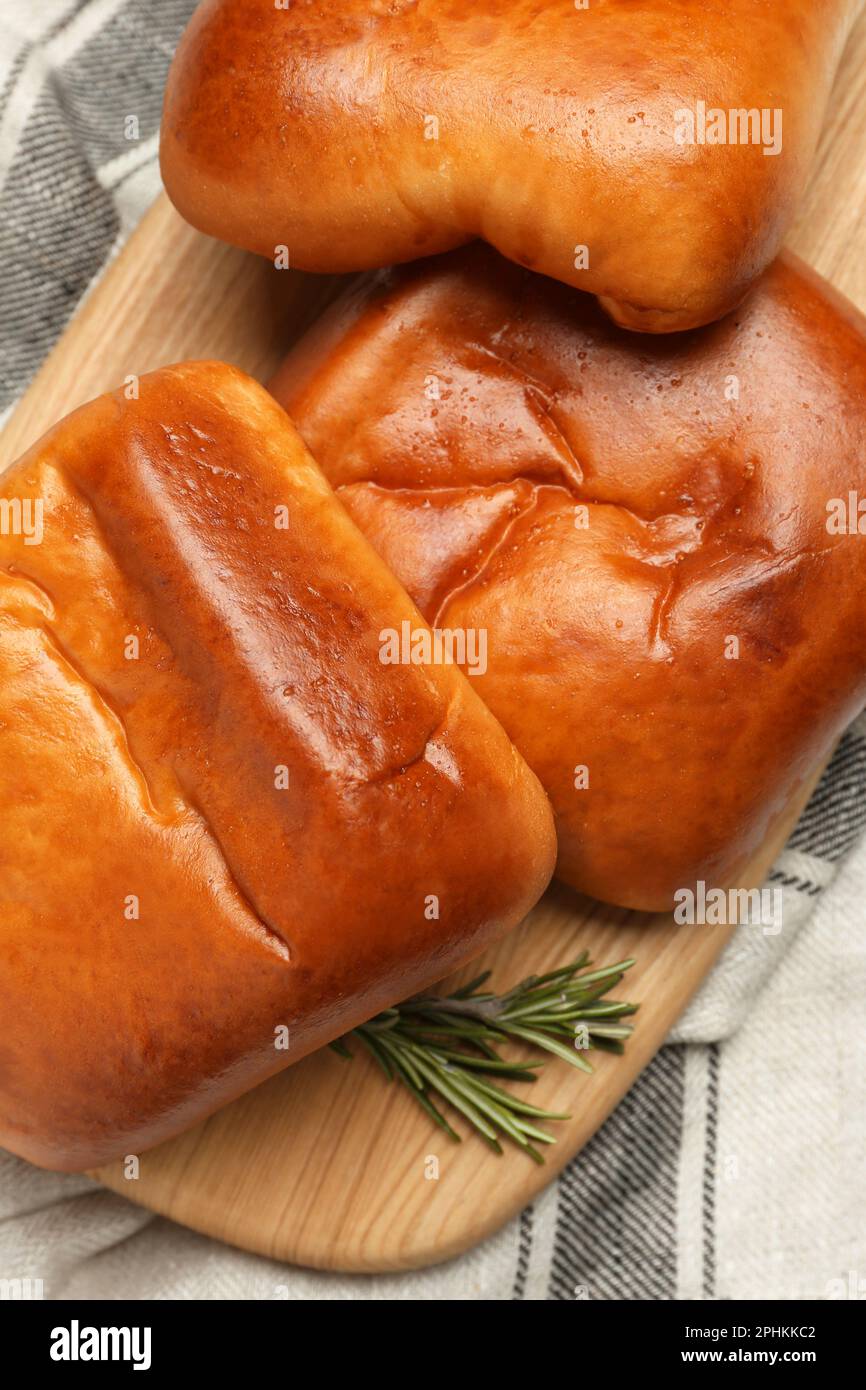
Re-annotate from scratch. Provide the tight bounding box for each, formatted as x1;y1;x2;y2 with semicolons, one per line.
330;952;638;1163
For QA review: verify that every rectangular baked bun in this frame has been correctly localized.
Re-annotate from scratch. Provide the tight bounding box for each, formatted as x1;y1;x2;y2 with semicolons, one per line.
0;361;555;1172
160;0;861;331
269;246;866;912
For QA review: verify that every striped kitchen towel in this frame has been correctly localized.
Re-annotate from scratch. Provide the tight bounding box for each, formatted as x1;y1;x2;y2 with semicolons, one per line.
0;0;864;1302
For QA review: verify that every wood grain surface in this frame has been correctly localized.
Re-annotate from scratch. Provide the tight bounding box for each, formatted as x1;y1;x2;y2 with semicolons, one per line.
2;7;866;1272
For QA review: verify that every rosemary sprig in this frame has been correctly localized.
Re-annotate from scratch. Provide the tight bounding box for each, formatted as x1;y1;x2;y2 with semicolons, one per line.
331;953;638;1163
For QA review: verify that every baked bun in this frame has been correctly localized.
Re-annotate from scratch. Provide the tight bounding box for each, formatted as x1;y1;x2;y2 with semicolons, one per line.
160;0;860;332
271;246;866;910
0;361;555;1171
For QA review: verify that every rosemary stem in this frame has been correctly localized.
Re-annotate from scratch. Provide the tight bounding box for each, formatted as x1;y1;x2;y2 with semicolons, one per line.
332;952;638;1162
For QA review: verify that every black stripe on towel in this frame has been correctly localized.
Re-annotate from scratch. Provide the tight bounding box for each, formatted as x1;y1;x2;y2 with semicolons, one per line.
512;1205;533;1300
702;1043;720;1300
547;1046;685;1301
787;728;866;863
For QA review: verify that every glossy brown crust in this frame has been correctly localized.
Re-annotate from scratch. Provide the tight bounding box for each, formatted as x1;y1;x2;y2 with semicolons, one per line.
160;0;860;332
271;246;866;910
0;362;555;1171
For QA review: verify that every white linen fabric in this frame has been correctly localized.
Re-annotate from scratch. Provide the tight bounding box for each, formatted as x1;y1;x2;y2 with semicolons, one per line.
1;0;864;1302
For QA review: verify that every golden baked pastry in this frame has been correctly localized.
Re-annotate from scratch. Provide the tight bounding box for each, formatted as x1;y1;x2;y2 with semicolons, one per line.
161;0;861;331
271;246;866;909
0;361;555;1170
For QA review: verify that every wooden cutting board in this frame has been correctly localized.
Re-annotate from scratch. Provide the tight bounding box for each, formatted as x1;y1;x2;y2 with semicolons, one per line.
3;11;866;1272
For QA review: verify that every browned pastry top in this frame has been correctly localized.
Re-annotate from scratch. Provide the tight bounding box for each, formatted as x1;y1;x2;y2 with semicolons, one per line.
271;246;866;909
161;0;860;331
0;361;555;1170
